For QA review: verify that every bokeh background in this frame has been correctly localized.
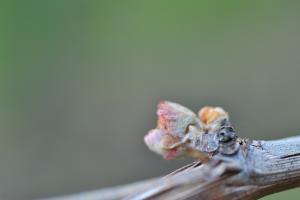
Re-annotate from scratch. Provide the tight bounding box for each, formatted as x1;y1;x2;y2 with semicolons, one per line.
1;1;300;199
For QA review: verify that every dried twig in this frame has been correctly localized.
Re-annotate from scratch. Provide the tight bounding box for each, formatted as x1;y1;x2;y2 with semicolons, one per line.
42;136;300;200
42;102;300;200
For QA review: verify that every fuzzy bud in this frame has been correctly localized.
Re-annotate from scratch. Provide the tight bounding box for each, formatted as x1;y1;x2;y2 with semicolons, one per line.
157;101;198;137
144;129;183;160
199;106;228;125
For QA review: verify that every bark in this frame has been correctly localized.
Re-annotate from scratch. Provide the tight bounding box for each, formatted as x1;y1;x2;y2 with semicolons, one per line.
42;135;300;200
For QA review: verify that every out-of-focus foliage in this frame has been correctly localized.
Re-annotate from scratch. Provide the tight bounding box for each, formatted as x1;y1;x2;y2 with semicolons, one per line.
0;1;300;199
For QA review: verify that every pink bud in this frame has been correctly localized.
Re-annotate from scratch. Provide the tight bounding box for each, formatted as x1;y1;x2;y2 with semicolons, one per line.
144;129;183;160
144;129;166;150
157;101;197;137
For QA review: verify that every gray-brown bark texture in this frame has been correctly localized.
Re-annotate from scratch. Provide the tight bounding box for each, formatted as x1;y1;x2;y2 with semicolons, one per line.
44;135;300;200
43;102;300;200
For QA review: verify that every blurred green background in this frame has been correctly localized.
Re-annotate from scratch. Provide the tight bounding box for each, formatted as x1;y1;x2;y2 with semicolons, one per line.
1;0;300;199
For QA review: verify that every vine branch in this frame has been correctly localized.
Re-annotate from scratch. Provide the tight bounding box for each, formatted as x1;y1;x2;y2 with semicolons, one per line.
43;136;300;200
42;102;300;200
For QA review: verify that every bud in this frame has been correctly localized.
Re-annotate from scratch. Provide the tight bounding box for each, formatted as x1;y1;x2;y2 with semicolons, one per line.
144;129;184;160
157;101;198;137
145;102;233;161
199;106;228;125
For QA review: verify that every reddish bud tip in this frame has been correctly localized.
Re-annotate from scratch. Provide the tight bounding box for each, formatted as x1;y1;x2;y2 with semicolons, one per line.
157;101;197;137
144;128;183;160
